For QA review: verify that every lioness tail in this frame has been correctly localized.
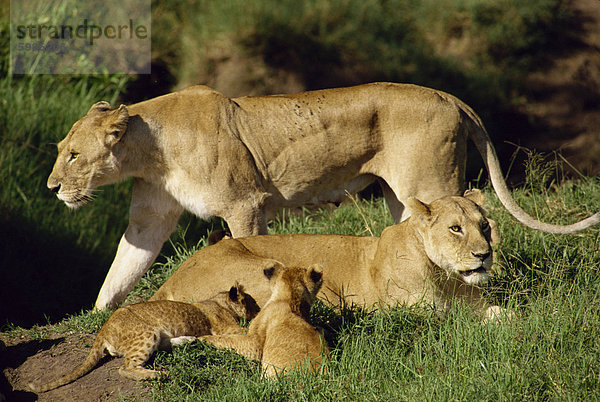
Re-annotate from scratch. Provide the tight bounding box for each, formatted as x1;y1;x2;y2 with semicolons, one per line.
460;100;600;234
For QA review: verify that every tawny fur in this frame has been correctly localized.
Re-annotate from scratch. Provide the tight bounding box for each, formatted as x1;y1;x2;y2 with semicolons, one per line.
46;83;599;311
29;285;260;393
153;190;506;319
200;264;329;377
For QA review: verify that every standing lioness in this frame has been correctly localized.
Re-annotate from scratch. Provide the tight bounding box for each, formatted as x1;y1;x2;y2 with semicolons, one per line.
47;83;600;310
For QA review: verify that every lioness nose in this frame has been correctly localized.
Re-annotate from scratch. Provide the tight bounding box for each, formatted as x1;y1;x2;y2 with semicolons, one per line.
49;183;61;193
472;251;491;261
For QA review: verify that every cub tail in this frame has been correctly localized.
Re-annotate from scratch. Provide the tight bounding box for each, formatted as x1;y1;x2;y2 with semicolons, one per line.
28;337;106;393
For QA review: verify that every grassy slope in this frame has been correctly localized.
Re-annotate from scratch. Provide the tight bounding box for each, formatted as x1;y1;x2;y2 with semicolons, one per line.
19;176;595;401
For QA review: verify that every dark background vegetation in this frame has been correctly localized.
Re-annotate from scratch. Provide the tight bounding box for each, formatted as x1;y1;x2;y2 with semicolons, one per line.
1;0;599;327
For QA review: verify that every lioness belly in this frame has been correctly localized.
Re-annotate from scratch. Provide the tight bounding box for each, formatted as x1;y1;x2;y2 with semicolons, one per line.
269;174;378;206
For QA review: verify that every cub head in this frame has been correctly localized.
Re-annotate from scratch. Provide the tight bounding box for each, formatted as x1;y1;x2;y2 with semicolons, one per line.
406;189;499;286
263;263;324;319
47;101;129;208
213;283;261;321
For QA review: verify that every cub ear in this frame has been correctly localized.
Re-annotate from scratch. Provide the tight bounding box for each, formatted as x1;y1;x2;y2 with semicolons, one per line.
105;104;129;147
263;261;284;280
228;285;239;302
88;101;111;114
263;266;276;280
308;264;323;284
406;197;431;219
464;188;485;206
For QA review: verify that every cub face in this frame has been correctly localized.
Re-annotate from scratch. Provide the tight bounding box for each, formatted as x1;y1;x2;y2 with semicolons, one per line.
47;101;129;208
263;263;324;317
407;189;498;286
214;284;261;321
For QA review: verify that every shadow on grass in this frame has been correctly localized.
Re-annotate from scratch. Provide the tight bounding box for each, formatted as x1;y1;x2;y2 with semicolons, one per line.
0;207;224;329
0;210;111;328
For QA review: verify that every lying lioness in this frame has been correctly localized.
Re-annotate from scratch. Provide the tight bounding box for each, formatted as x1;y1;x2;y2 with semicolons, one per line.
47;82;599;310
152;190;505;319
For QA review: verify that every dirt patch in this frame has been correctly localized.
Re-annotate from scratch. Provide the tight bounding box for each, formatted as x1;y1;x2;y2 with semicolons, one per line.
0;331;150;401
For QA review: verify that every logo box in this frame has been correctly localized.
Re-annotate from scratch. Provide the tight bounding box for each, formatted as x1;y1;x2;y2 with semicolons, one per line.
10;0;151;74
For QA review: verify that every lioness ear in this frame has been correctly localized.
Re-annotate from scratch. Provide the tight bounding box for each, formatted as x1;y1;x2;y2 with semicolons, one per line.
464;188;485;206
88;101;111;114
228;285;239;302
487;218;500;246
105;104;129;147
406;197;431;219
308;264;323;284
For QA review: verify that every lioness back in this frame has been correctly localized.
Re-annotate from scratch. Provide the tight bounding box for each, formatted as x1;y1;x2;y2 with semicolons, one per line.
151;233;379;307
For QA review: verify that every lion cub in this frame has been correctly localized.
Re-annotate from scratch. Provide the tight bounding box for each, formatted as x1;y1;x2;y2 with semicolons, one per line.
29;285;260;393
200;264;329;377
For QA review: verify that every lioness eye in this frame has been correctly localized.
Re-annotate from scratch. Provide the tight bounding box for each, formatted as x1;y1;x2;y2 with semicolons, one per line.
450;225;462;233
68;152;79;162
481;220;490;231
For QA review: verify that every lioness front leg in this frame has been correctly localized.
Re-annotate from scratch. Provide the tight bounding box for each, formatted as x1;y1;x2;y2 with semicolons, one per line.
94;181;183;311
483;305;514;324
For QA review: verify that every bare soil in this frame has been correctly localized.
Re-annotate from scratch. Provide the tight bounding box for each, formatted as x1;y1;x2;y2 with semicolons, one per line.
0;331;149;401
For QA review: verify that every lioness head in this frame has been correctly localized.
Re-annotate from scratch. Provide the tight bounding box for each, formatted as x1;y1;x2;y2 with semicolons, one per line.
47;101;129;208
263;263;324;319
407;189;499;286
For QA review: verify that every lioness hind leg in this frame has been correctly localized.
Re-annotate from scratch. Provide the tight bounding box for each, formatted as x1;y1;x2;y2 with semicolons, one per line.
379;179;407;223
379;172;464;224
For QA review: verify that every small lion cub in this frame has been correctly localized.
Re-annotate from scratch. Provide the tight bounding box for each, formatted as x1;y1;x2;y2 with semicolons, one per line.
200;263;329;377
29;284;260;393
